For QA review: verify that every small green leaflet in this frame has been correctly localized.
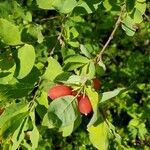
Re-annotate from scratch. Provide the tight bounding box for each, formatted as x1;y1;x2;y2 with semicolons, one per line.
0;18;21;45
43;57;63;81
17;44;35;79
100;88;125;103
122;16;136;36
88;120;109;150
80;44;92;58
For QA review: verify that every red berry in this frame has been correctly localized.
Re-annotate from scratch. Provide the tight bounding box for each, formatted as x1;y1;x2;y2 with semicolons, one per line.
93;78;101;90
78;95;92;115
48;84;72;100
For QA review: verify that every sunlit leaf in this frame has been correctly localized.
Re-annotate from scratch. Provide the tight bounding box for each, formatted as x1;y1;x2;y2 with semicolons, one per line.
100;88;125;103
43;57;63;81
0;18;21;45
86;87;101;126
88;120;109;150
17;44;35;79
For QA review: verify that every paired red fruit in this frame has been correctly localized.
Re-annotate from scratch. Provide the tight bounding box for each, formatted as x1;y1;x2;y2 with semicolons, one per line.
48;84;93;115
48;84;72;100
77;95;92;115
93;78;101;90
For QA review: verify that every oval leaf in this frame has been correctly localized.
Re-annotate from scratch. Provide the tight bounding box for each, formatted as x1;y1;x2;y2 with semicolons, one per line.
17;44;35;79
0;18;21;45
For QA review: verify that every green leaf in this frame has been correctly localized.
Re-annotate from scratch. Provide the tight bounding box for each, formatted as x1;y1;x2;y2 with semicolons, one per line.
0;18;21;45
0;112;28;140
43;57;63;81
68;41;79;48
0;51;16;84
22;25;44;44
17;44;35;79
11;118;28;150
122;16;136;36
136;1;146;15
0;83;34;101
103;0;120;11
100;88;125;103
36;0;77;13
87;62;95;79
88;120;109;150
95;61;106;76
63;62;85;71
66;75;83;85
36;0;54;9
48;96;80;128
36;91;48;109
131;8;143;24
86;87;101;126
80;44;92;58
54;72;72;82
42;113;55;128
73;0;102;15
61;122;74;137
61;114;81;137
30;125;40;149
0;102;28;127
126;0;136;12
53;0;77;14
63;55;89;71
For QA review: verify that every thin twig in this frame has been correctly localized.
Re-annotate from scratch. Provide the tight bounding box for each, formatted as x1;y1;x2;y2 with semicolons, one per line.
96;8;124;63
48;16;66;56
40;16;61;22
144;13;150;22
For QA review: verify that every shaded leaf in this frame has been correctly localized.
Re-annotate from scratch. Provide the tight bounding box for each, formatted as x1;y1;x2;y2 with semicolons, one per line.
48;96;80;128
0;113;28;139
12;118;28;150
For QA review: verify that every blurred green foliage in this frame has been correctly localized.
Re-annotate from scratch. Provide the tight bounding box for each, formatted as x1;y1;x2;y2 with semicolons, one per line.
0;0;149;149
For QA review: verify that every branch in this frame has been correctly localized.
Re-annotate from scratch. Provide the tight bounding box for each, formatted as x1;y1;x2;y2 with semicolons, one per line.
144;13;150;22
96;9;123;63
48;16;66;56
